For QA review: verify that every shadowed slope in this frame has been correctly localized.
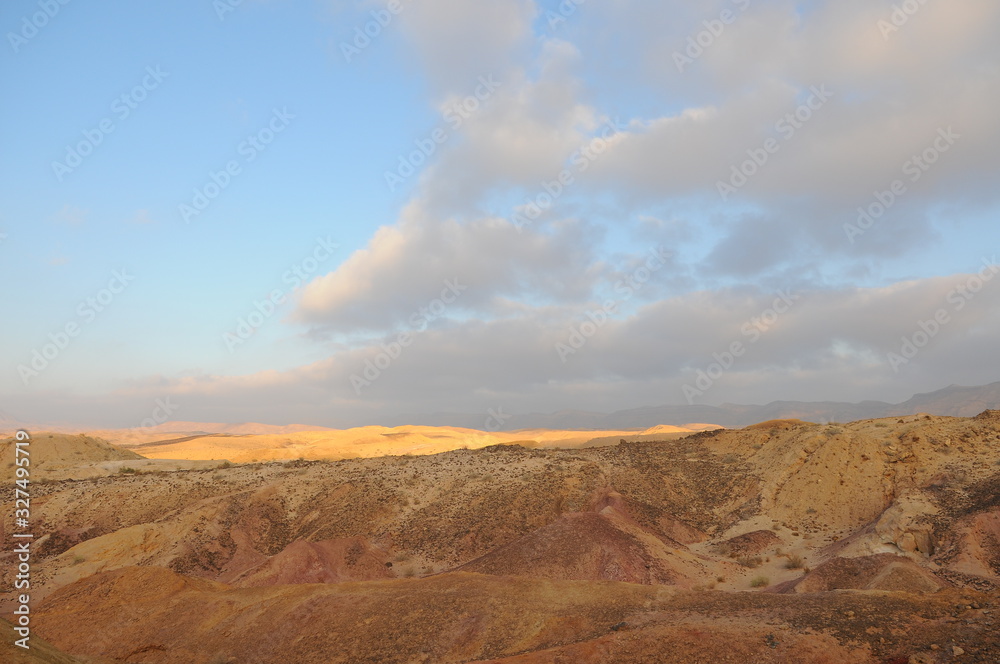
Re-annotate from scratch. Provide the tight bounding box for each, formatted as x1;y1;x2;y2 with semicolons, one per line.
32;567;999;664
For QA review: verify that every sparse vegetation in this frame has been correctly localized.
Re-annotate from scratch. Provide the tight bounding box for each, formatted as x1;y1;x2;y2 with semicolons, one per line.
784;554;804;569
13;411;1000;661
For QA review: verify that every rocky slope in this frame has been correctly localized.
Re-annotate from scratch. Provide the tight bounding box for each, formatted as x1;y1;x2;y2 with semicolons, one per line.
1;412;999;662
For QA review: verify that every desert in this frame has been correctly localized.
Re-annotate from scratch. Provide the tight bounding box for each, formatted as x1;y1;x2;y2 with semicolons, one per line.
6;0;1000;661
3;409;1000;662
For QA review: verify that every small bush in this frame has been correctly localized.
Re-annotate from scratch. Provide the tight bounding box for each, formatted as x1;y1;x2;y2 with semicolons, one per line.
117;466;137;474
785;554;804;569
737;556;763;568
71;555;86;565
750;576;769;588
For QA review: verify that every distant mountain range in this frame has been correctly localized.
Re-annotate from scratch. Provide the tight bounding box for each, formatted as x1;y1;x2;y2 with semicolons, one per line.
388;381;1000;431
0;418;333;436
138;421;333;435
3;382;999;435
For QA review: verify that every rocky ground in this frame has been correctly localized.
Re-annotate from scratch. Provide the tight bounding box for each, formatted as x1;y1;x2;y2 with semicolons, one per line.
2;411;999;662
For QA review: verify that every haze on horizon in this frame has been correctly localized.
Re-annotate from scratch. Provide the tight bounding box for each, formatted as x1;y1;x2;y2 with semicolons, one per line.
2;0;1000;429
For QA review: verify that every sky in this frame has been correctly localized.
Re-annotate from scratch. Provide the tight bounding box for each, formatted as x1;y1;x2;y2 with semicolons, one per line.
1;0;999;429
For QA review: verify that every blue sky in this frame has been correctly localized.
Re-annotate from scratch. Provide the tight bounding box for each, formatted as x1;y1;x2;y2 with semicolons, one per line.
2;0;999;428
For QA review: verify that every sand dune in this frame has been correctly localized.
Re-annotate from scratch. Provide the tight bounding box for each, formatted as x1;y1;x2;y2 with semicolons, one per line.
93;424;708;463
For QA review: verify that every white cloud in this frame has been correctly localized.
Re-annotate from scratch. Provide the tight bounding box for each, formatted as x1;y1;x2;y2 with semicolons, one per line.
394;0;538;95
100;265;1000;424
294;201;604;332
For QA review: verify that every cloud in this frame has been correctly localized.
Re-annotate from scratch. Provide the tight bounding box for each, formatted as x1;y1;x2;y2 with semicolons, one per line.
585;0;1000;206
93;265;1000;425
294;201;604;333
13;1;1000;428
416;39;602;215
373;0;1000;296
394;0;537;95
285;0;1000;411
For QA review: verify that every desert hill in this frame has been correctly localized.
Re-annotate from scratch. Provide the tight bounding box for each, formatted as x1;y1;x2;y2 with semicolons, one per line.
0;432;140;466
0;618;102;663
0;432;222;480
0;433;143;481
26;565;996;664
2;412;999;661
96;424;708;463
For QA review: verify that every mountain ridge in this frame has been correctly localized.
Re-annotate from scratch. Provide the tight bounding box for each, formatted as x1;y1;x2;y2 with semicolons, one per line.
4;381;998;434
389;381;1000;430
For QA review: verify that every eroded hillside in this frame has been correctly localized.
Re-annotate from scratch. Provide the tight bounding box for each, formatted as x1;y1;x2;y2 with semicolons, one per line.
2;412;999;662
